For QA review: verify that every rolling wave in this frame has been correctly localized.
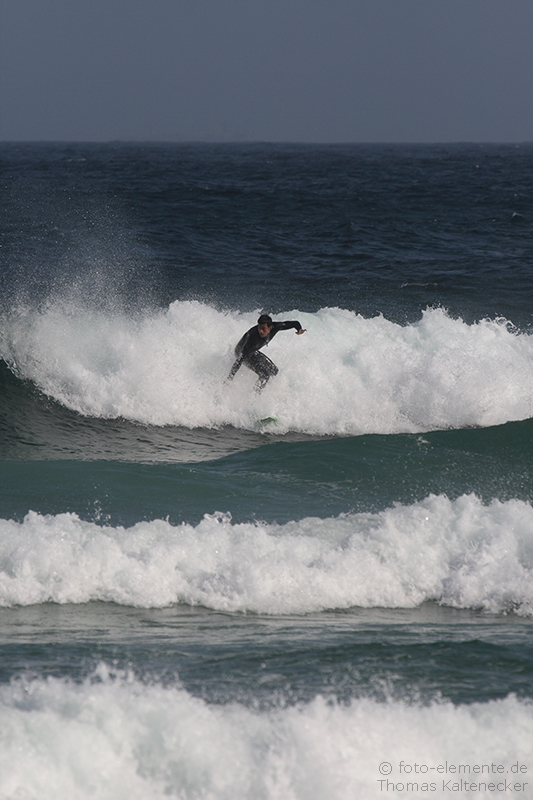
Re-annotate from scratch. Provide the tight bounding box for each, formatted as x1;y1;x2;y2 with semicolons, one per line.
1;494;532;615
1;665;532;800
2;301;533;437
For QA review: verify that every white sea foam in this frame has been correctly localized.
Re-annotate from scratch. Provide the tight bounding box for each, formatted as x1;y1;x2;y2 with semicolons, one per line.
0;665;532;800
2;301;533;434
1;494;533;615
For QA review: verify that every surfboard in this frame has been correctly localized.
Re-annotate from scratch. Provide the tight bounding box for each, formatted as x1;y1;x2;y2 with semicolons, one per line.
257;415;278;426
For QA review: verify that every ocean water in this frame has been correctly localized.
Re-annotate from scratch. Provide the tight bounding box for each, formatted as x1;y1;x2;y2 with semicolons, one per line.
1;142;533;799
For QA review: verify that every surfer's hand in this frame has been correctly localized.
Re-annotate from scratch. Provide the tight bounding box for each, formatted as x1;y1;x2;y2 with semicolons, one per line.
296;329;307;334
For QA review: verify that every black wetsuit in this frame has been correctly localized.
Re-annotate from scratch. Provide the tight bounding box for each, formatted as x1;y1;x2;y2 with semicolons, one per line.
227;320;303;390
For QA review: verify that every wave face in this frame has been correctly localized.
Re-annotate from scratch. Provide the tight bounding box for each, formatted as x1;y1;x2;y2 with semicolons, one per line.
2;301;533;434
1;494;532;615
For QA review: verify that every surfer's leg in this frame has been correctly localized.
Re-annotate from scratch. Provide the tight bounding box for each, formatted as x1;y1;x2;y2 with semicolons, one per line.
245;352;278;392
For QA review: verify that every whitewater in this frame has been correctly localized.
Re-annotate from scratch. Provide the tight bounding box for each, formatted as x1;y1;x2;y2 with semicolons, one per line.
2;301;533;435
1;494;532;615
1;667;531;800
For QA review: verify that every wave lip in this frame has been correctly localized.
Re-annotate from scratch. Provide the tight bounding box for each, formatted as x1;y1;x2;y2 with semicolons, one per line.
1;494;532;615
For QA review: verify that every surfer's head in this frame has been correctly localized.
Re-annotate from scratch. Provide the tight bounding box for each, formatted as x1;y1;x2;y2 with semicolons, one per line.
257;314;273;338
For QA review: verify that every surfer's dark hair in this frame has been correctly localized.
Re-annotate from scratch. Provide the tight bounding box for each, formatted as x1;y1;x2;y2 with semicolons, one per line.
258;314;273;325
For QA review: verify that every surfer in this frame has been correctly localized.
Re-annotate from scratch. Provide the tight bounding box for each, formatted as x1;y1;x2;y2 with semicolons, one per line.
226;314;306;391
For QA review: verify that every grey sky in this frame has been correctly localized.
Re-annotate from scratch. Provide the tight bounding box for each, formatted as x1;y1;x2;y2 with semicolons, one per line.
1;0;532;142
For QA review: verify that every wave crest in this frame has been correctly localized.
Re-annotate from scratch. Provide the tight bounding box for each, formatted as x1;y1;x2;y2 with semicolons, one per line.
1;494;533;615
